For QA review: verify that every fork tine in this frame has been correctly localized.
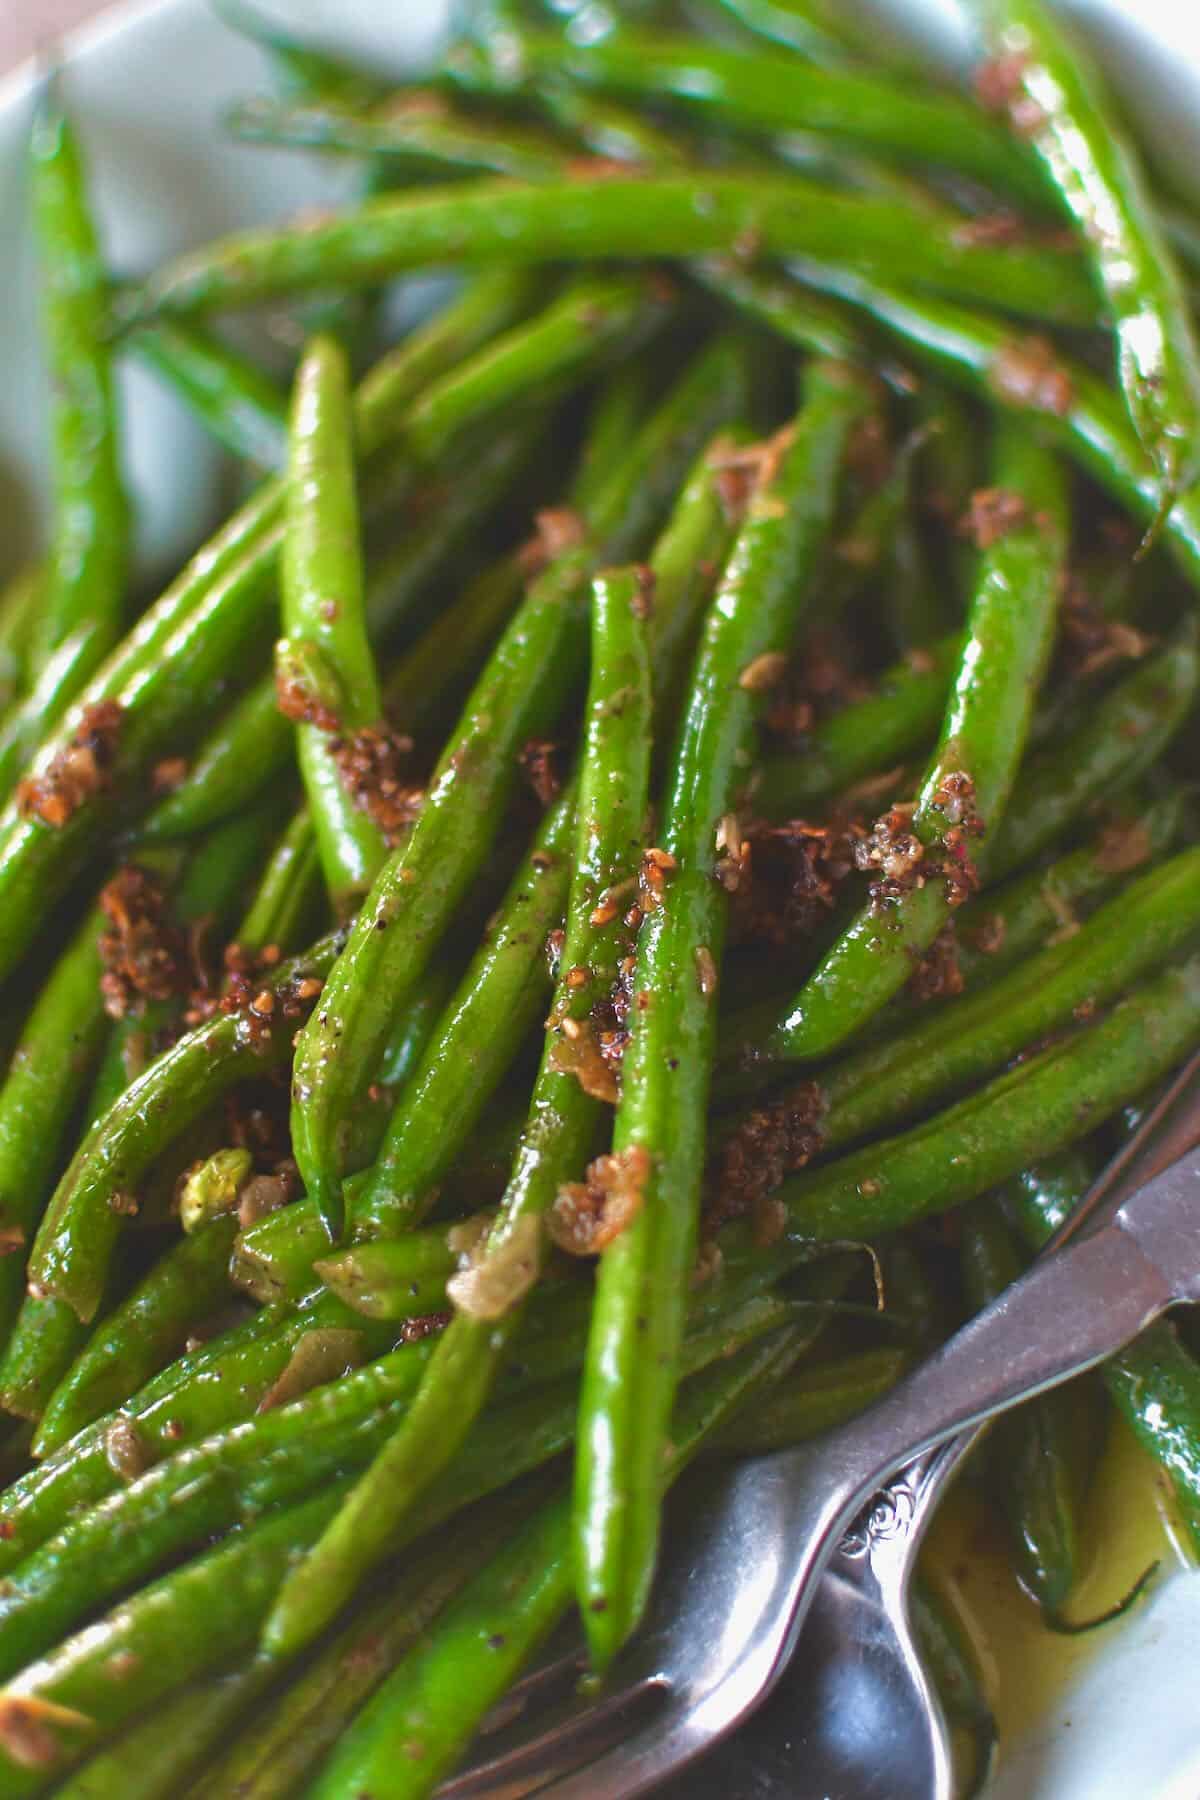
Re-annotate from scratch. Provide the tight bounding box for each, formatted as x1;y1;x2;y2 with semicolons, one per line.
437;1674;669;1798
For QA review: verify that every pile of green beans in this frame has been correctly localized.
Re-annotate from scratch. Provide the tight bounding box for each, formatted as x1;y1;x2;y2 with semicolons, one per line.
3;0;1200;1791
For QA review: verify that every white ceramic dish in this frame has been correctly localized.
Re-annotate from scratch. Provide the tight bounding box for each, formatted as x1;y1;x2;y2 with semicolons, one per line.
2;3;1199;1794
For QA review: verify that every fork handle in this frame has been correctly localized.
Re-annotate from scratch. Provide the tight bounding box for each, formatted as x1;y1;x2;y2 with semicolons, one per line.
813;1214;1175;1512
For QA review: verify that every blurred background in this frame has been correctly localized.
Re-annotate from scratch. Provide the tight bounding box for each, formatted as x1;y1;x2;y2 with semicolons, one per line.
2;0;100;70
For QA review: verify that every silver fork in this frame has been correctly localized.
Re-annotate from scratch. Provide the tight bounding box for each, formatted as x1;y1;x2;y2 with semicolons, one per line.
440;1046;1200;1800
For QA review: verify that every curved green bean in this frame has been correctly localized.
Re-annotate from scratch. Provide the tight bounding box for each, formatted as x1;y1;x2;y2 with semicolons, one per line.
131;175;1097;326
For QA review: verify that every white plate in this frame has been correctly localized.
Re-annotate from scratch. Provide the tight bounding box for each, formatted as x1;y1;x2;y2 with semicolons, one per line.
1;3;1199;1794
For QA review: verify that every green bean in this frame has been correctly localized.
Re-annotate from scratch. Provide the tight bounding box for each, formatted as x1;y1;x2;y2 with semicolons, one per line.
232;808;325;959
382;550;525;734
0;1295;791;1793
953;785;1186;989
136;681;292;843
771;952;1200;1244
0;566;43;714
31;1215;241;1459
0;269;539;986
0;1300;91;1429
449;30;1048;206
0;1272;779;1683
132;173;1097;325
225;92;570;181
706;262;1200;594
575;358;874;1671
125;317;287;468
744;423;1068;1123
138;420;539;846
910;1576;997;1783
532;79;690;169
0;1485;344;1797
306;1320;805;1800
753;633;960;817
983;626;1198;882
288;331;736;1236
49;1662;278;1800
184;1484;546;1800
26;931;341;1325
960;1196;1101;1616
1008;1154;1200;1556
281;333;387;912
733;845;1200;1155
979;0;1200;505
0;1294;399;1575
706;1345;911;1454
2;79;129;801
265;557;655;1657
0;908;107;1350
570;364;656;520
0;806;280;1416
239;421;740;1302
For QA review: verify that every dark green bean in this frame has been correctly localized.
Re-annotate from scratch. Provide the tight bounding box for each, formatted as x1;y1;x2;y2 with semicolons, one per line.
138;419;539;845
49;1662;278;1800
232;808;325;959
0;566;42;714
753;633;960;817
575;359;874;1671
983;626;1198;882
953;785;1186;990
132;172;1097;325
225;92;569;181
706;1344;911;1454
